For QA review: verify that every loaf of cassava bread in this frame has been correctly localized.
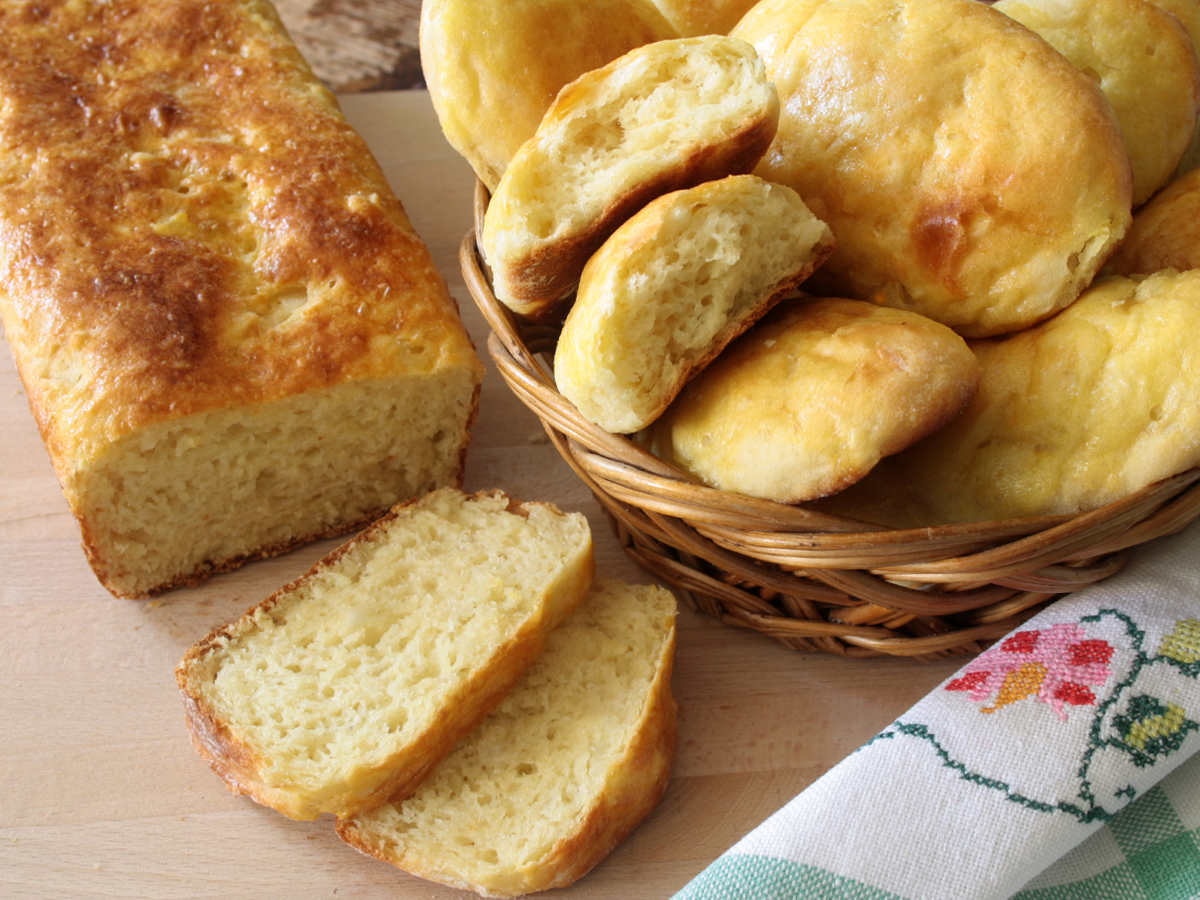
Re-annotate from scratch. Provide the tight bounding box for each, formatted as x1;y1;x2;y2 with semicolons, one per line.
554;175;834;434
337;577;678;898
481;35;779;322
175;488;595;821
0;0;484;598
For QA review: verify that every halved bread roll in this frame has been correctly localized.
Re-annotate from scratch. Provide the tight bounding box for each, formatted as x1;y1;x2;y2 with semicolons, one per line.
554;175;834;434
481;35;780;322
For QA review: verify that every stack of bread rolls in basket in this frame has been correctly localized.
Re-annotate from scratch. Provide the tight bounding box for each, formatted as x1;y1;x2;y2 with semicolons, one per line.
433;0;1200;523
428;0;1200;646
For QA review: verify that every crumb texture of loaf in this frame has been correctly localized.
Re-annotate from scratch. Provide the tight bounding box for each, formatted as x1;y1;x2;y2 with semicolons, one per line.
0;0;484;598
175;488;596;821
554;175;834;433
337;577;678;899
480;35;779;321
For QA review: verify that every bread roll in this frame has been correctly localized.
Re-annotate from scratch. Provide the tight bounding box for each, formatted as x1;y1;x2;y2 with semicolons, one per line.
1104;168;1200;275
646;0;760;35
419;0;677;192
1149;0;1200;177
0;0;484;599
337;578;678;899
647;298;979;503
481;36;780;322
994;0;1200;207
554;176;833;434
176;488;595;821
816;272;1200;525
731;0;1133;337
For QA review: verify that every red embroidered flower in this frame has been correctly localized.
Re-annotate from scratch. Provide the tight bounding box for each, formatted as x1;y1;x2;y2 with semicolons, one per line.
945;623;1114;720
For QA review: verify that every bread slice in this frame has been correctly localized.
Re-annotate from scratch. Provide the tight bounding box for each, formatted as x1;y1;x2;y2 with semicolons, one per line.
0;0;484;598
337;578;678;898
175;488;595;821
554;175;834;433
480;34;779;322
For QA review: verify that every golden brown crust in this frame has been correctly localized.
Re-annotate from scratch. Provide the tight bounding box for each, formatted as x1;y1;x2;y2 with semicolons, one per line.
0;0;478;464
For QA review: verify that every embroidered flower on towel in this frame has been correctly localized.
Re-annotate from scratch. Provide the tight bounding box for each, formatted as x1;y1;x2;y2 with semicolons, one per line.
945;623;1114;720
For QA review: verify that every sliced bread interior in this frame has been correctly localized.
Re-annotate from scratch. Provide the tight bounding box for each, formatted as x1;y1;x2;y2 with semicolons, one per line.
336;577;678;898
175;488;595;821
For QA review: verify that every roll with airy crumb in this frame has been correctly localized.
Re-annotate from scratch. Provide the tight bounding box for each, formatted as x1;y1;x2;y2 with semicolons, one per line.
420;0;677;191
554;175;834;434
481;36;780;322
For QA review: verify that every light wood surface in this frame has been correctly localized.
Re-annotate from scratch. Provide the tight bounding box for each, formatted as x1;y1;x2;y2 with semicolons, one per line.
0;91;965;900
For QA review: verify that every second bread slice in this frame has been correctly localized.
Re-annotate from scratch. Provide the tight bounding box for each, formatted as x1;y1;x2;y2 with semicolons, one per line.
175;488;595;821
337;577;678;898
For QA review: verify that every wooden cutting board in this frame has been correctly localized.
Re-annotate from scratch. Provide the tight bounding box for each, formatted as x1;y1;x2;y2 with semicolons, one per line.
0;91;965;900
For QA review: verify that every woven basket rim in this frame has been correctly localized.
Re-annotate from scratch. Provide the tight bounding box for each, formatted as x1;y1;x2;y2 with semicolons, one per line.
464;179;1200;659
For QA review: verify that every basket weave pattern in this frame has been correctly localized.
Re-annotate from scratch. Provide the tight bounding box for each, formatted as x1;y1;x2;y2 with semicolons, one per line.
464;183;1200;660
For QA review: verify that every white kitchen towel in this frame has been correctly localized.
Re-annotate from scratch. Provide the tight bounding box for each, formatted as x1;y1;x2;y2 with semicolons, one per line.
674;520;1200;900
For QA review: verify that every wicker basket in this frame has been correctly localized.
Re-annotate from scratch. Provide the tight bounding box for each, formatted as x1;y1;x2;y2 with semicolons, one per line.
464;182;1200;660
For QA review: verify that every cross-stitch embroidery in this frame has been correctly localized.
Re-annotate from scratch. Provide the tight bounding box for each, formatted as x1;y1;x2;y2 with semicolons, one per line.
944;623;1114;720
861;611;1200;823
